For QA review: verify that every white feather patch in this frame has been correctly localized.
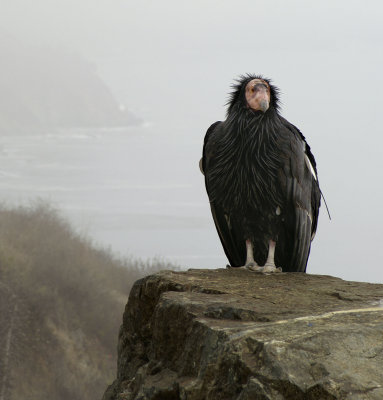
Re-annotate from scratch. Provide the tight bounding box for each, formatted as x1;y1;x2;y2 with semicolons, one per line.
304;154;317;181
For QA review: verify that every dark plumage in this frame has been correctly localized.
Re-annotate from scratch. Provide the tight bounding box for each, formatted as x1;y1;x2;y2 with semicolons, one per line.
201;75;321;272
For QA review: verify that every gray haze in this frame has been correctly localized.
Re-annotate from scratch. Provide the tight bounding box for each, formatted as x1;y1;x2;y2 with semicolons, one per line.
1;0;383;282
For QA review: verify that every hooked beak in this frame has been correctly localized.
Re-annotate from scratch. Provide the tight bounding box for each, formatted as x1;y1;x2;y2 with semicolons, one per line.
259;97;269;113
254;84;269;113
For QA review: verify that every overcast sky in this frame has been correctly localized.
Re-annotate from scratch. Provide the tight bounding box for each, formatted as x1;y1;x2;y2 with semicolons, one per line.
1;0;383;282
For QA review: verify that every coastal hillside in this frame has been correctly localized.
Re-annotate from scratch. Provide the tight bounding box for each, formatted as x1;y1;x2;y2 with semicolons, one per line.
0;31;140;133
0;202;175;400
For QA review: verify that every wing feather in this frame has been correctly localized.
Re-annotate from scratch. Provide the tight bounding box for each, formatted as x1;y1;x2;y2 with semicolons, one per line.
209;202;245;266
202;121;246;267
277;119;321;272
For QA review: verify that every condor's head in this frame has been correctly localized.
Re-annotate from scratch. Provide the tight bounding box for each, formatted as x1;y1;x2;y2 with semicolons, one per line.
226;74;280;116
245;78;271;112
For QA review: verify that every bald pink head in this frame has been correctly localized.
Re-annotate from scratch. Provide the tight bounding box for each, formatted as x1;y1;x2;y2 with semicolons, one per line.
245;78;270;112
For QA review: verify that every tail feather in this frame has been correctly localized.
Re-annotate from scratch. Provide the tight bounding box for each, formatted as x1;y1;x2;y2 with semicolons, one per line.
289;209;311;272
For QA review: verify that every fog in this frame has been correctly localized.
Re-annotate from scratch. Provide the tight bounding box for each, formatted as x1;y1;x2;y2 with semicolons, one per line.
0;0;382;282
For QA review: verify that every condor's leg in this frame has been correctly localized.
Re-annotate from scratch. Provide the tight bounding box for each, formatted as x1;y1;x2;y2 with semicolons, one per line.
243;239;261;270
226;239;282;272
261;240;282;273
226;239;260;270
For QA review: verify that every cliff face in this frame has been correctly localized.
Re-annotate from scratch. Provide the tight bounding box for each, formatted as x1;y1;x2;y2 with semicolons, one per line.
103;269;383;400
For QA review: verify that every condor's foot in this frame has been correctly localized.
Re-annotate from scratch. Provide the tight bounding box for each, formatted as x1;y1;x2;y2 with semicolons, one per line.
226;263;282;273
243;262;282;273
226;262;260;271
256;263;282;273
244;262;262;271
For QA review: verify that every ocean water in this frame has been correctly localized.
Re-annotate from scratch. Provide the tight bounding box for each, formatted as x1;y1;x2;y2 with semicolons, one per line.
0;124;226;268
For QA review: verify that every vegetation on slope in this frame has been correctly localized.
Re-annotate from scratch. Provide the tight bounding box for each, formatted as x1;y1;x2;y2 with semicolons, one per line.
0;202;175;400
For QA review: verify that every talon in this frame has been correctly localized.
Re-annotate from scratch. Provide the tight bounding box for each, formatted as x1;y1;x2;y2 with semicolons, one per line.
246;263;262;272
262;264;283;273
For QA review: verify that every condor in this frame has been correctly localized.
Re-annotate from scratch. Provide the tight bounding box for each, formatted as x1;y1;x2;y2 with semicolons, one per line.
201;75;321;272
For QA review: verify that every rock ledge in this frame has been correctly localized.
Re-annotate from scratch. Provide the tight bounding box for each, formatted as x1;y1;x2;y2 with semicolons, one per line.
103;269;383;400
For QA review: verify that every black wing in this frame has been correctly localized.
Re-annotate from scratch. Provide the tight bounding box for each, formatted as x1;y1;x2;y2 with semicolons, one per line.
202;121;246;267
278;118;321;272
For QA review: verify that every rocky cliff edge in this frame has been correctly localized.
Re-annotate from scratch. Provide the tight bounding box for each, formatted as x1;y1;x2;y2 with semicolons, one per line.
103;269;383;400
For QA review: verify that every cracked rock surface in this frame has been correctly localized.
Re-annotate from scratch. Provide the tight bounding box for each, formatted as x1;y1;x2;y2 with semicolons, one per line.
103;269;383;400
